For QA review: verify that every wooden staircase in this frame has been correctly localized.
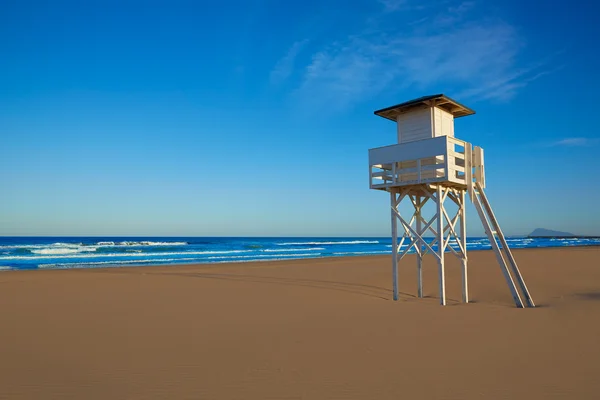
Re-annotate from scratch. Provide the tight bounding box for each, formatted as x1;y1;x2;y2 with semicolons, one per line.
471;181;535;308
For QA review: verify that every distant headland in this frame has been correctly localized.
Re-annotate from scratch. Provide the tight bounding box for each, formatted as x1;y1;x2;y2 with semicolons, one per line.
528;228;599;239
528;228;576;238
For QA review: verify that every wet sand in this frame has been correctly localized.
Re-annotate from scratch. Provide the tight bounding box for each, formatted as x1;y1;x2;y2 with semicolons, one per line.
1;247;599;399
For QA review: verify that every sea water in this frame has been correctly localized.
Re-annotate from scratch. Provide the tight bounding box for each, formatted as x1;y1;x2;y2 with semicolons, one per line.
0;236;598;271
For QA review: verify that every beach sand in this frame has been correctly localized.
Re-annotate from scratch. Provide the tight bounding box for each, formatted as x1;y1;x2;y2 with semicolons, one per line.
1;246;599;399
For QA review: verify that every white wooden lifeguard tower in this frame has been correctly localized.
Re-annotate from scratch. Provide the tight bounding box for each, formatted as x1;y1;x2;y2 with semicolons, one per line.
368;94;535;308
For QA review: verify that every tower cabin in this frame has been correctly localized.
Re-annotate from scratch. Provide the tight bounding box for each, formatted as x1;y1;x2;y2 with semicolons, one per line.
369;94;484;192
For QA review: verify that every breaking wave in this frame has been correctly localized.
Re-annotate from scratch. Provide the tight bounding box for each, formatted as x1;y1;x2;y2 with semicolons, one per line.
276;240;379;246
261;247;325;252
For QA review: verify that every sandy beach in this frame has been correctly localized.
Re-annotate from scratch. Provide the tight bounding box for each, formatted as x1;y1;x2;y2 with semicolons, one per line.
1;246;599;399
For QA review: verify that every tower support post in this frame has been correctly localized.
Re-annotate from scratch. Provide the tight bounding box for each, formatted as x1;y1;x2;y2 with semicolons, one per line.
416;196;423;298
389;184;468;305
460;190;469;303
436;185;446;305
390;190;399;301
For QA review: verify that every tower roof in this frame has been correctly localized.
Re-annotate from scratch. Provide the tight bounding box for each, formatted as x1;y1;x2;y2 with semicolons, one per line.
374;94;475;121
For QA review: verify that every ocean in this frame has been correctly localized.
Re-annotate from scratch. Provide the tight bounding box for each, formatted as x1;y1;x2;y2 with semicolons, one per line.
0;236;599;271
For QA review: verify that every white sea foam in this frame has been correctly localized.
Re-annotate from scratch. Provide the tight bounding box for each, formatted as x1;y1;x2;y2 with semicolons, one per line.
0;249;253;261
39;253;319;268
0;243;81;250
84;241;188;247
0;266;13;271
31;247;98;255
333;251;391;255
261;247;325;252
0;241;188;251
276;240;379;246
40;257;199;268
206;253;317;260
210;256;323;264
31;248;80;255
108;241;188;247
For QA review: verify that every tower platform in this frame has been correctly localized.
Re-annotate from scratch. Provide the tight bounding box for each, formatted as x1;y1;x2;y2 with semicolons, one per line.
369;135;485;193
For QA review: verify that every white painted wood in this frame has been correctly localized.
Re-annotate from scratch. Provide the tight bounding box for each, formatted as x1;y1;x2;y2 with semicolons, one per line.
396;106;431;143
473;146;485;188
397;192;417;258
476;182;535;307
393;207;440;261
394;105;455;144
414;207;438;245
390;191;399;301
369;136;474;190
430;106;435;144
447;165;465;175
446;136;465;146
444;143;450;183
369;136;448;165
472;188;524;308
447;149;465;160
441;206;461;251
436;185;446;306
465;142;473;201
416;196;423;298
372;163;443;176
460;190;468;303
433;107;455;138
479;148;485;188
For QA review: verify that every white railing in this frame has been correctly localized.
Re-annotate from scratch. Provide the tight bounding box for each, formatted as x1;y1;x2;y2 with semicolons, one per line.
369;136;471;190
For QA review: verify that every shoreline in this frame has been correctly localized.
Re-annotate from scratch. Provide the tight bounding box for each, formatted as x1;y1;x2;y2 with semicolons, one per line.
2;244;600;274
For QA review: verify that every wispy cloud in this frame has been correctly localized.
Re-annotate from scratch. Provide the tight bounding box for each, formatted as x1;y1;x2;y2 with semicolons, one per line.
551;137;599;147
457;61;562;101
378;0;435;13
270;39;309;84
286;1;555;110
433;1;475;26
378;0;408;12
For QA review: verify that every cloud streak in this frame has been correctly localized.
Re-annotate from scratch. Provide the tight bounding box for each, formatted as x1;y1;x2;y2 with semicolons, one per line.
551;138;599;147
285;1;554;110
378;0;408;12
270;39;309;84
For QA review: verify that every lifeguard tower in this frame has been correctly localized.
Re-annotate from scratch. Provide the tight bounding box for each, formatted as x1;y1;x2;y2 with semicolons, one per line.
368;94;534;308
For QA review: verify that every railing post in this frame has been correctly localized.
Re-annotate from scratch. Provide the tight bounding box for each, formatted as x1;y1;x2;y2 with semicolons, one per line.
444;137;450;181
465;142;473;201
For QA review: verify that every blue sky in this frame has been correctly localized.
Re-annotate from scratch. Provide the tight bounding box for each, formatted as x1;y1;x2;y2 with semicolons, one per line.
1;0;599;236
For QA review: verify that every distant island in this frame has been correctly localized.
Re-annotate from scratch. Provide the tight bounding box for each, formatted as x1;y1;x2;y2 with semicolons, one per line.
528;228;576;238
